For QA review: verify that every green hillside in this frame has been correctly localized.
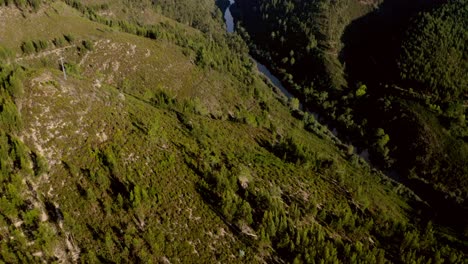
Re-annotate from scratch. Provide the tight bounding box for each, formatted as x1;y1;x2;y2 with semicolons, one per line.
0;0;467;263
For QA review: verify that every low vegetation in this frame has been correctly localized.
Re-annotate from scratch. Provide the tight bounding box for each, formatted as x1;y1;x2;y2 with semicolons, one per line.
0;0;466;262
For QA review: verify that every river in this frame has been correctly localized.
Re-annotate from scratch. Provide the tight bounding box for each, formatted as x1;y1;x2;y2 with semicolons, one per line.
223;0;415;205
223;2;468;234
224;0;295;100
224;0;236;34
223;1;370;162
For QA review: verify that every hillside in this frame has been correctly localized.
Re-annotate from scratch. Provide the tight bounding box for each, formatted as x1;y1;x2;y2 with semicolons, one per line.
234;0;468;242
0;0;467;263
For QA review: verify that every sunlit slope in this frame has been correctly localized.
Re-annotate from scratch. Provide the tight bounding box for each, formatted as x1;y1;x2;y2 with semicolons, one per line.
2;1;462;263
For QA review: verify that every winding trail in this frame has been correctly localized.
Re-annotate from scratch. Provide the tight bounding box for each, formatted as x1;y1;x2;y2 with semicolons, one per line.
15;44;76;62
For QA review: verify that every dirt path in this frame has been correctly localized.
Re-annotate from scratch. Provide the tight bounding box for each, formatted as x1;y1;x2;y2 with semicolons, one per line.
15;44;76;62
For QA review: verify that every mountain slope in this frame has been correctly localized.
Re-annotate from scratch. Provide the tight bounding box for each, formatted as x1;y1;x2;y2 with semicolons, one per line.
0;0;466;263
234;0;468;243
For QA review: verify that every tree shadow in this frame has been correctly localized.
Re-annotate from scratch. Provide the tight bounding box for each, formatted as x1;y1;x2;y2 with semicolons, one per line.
44;200;64;223
339;0;441;88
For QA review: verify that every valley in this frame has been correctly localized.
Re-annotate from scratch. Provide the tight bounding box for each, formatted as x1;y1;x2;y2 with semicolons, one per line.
0;0;466;263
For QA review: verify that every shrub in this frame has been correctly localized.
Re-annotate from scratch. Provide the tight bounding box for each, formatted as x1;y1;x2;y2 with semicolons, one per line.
355;84;367;97
0;98;22;132
63;33;75;43
20;41;35;54
82;40;94;51
64;62;80;76
14;0;26;7
7;74;24;99
184;97;208;116
33;40;48;52
0;45;14;60
52;36;65;47
289;97;300;110
28;0;41;11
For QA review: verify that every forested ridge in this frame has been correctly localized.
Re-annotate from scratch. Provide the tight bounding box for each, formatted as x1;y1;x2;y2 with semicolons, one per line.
399;0;467;102
235;0;468;242
0;0;467;263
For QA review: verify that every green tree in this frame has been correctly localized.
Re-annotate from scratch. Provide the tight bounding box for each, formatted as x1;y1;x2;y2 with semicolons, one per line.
82;40;94;51
355;84;367;97
399;0;467;102
20;41;35;54
289;97;300;110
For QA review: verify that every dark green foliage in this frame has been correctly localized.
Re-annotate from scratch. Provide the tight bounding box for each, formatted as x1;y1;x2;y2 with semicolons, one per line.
0;96;22;132
52;36;65;47
64;62;80;76
20;39;48;54
82;40;94;51
4;0;41;10
399;0;468;102
28;0;40;10
271;135;314;164
150;90;176;107
63;33;75;43
0;66;24;132
20;41;35;54
236;0;468;246
7;71;24;99
0;45;14;60
372;127;391;164
33;40;48;52
194;47;211;68
0;111;57;262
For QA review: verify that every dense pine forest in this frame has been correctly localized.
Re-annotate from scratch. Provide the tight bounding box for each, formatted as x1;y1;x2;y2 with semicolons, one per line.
0;0;467;263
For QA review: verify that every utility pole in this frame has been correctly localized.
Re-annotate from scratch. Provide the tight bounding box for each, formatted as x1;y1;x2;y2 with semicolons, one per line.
59;56;67;80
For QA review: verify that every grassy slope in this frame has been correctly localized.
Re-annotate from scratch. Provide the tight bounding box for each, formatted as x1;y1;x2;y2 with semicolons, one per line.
1;1;464;263
0;3;254;261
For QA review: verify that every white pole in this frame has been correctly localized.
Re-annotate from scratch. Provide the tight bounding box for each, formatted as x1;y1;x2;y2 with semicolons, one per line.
60;57;67;80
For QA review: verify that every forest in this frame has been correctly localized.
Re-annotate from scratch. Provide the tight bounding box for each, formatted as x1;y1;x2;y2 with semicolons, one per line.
235;0;467;241
0;0;466;262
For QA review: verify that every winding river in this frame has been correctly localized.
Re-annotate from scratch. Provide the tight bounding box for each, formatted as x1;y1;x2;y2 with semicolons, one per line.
223;2;468;234
224;0;236;34
224;0;295;100
222;2;420;186
223;0;371;161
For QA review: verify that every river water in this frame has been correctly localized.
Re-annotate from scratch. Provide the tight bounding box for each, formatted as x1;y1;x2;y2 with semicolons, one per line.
223;2;421;208
222;3;468;233
224;0;400;173
224;0;236;33
224;0;295;100
223;1;371;162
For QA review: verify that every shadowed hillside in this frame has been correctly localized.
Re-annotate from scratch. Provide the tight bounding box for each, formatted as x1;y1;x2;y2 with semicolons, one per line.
235;0;468;260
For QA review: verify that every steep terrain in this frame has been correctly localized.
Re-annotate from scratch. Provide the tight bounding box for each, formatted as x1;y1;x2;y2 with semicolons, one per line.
234;0;468;244
0;0;467;263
